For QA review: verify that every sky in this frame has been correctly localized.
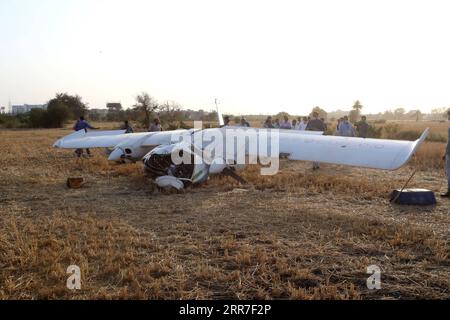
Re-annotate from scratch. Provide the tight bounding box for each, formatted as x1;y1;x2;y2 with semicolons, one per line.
1;0;450;115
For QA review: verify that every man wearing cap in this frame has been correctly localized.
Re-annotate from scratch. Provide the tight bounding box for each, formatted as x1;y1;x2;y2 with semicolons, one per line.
442;110;450;197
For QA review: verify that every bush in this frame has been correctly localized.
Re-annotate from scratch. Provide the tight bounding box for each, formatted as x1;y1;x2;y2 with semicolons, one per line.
427;132;447;143
383;123;400;139
395;130;421;141
28;109;48;128
0;114;29;129
367;125;383;138
45;102;71;128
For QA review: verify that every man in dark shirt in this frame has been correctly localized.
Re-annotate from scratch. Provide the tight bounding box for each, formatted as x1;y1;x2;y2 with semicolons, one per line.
306;112;326;132
263;116;274;129
122;120;134;134
306;112;326;170
73;116;99;157
222;116;231;127
355;116;370;138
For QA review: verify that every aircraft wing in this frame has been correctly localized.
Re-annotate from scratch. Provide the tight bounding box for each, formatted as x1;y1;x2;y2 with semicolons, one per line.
274;129;429;170
54;127;429;171
53;129;192;149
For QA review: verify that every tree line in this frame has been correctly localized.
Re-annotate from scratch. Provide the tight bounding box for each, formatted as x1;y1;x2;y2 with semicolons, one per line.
1;93;448;129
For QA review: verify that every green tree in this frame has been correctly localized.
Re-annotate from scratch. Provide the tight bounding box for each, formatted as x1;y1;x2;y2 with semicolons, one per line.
349;100;363;123
45;101;71;128
28;108;48;128
352;100;363;112
349;110;360;123
275;112;291;119
311;107;327;120
133;92;159;126
106;103;124;121
48;93;88;119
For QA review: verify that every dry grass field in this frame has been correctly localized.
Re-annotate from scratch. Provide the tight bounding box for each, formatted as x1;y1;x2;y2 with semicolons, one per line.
0;124;449;300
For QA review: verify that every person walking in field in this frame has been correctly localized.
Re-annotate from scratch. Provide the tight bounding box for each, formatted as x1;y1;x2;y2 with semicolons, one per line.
73;116;99;158
306;112;326;170
441;110;450;197
355;116;370;138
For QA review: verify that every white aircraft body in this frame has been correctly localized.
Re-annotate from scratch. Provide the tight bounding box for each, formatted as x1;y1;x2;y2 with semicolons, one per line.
53;122;429;190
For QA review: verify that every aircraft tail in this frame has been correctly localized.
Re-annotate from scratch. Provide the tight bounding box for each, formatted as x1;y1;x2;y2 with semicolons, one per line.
215;99;224;127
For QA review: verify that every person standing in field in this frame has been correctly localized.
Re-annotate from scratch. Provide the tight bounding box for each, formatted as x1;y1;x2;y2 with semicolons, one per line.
240;117;250;127
149;118;163;132
306;112;326;170
298;117;308;130
336;118;342;134
292;119;298;130
355;116;370;138
321;118;328;133
122;120;134;134
274;119;281;129
221;116;231;127
280;116;292;129
73;116;99;158
337;116;356;137
263;116;274;128
442;110;450;197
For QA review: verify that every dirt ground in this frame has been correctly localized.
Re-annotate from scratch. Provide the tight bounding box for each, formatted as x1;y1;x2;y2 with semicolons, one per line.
0;129;449;299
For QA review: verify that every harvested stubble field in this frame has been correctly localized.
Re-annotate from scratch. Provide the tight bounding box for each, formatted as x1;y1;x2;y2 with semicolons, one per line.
0;127;449;300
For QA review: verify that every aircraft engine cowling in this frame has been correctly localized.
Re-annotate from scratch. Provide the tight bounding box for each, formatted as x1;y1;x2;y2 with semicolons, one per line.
143;143;209;189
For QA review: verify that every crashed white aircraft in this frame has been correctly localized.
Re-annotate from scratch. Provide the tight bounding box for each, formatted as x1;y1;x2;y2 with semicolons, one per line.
54;117;429;190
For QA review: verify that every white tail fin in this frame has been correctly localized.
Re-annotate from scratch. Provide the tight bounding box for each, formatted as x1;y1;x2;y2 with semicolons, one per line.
215;99;224;127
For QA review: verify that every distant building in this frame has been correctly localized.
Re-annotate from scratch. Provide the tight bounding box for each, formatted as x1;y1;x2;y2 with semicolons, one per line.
0;106;5;114
89;108;108;116
88;108;108;121
106;103;122;111
11;104;47;115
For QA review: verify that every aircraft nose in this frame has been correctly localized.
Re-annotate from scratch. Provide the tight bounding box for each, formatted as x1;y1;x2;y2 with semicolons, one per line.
108;148;124;161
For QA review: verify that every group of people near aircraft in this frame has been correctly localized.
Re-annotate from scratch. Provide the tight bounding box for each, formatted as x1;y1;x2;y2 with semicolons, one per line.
260;113;370;138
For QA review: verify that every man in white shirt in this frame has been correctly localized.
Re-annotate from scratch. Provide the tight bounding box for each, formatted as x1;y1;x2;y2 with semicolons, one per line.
298;117;308;131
